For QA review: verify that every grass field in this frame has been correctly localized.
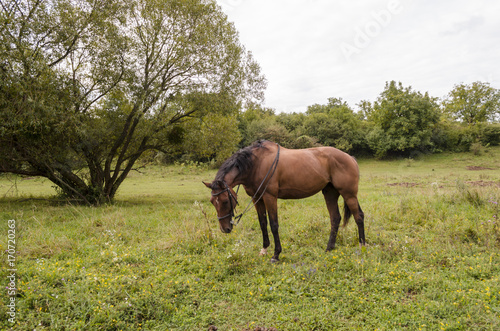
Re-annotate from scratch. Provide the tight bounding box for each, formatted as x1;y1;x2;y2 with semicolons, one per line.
1;148;499;330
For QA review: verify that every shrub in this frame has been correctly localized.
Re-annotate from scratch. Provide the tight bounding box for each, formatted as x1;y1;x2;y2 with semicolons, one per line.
480;123;500;146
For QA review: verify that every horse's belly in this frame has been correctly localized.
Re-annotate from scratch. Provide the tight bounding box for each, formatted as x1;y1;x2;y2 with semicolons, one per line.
277;183;326;199
278;191;318;199
276;169;329;199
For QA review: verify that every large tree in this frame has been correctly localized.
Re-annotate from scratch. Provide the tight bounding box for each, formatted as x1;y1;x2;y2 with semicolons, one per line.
0;0;265;204
443;81;500;125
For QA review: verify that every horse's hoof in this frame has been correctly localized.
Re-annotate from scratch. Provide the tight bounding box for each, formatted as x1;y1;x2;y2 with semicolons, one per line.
270;257;279;263
259;248;268;256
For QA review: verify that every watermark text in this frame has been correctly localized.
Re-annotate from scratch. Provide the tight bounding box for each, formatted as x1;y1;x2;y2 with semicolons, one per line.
6;219;17;324
340;0;404;61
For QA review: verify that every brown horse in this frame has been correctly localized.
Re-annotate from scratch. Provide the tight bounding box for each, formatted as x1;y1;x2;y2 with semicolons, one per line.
204;140;365;262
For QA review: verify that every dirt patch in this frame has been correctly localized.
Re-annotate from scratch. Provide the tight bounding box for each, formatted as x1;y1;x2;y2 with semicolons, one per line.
466;166;494;171
387;182;418;187
465;180;500;188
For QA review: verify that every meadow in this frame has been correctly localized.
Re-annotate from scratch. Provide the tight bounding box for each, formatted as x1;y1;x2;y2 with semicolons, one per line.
1;148;499;330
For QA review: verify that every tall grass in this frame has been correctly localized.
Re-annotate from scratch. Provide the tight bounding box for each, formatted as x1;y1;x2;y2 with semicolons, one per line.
0;148;499;330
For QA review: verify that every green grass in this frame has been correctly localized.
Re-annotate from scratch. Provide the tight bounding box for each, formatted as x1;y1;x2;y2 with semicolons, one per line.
1;148;499;330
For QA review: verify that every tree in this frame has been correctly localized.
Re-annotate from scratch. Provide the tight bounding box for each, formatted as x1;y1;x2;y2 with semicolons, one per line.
356;100;373;120
0;0;265;204
165;92;242;163
367;81;440;158
443;81;500;125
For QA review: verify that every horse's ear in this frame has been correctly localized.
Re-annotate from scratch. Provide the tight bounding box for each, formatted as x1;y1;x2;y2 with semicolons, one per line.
202;181;212;189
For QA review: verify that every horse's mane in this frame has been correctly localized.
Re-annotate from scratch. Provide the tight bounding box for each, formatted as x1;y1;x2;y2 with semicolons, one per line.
212;140;267;188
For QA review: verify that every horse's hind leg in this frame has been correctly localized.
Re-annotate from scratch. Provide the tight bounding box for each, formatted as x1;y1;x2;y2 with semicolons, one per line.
345;196;366;246
322;183;341;251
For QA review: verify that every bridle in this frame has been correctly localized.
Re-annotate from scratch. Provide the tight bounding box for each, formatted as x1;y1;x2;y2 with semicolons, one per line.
211;143;280;226
211;181;239;221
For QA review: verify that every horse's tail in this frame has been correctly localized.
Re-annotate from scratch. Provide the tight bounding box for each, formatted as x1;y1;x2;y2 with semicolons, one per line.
343;201;352;228
343;201;363;227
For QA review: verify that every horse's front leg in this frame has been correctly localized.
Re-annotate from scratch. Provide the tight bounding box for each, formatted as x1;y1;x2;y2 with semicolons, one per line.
254;200;270;256
264;195;281;262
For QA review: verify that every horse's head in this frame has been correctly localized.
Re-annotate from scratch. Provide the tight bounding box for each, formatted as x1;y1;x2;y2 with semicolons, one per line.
203;180;238;233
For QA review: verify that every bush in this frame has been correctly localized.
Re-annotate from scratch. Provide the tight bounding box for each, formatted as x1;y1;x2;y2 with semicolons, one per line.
242;118;295;147
432;122;500;152
480;123;500;146
431;121;473;152
300;98;367;154
470;142;485;155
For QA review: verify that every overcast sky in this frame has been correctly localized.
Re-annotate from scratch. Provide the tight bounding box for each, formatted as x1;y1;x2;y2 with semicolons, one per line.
217;0;500;113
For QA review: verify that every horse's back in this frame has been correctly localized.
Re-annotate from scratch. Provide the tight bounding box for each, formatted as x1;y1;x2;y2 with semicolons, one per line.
272;145;359;199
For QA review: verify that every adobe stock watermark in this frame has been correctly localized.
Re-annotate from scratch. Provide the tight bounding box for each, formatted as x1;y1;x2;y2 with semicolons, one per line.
340;0;404;62
6;219;17;324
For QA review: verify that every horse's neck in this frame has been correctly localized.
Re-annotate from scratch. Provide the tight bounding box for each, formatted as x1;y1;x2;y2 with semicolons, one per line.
224;167;247;188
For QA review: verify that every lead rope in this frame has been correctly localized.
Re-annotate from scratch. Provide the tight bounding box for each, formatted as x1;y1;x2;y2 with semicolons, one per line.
232;144;280;225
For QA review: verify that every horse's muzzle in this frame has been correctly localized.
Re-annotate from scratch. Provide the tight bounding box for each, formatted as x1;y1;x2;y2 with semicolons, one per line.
220;223;233;233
